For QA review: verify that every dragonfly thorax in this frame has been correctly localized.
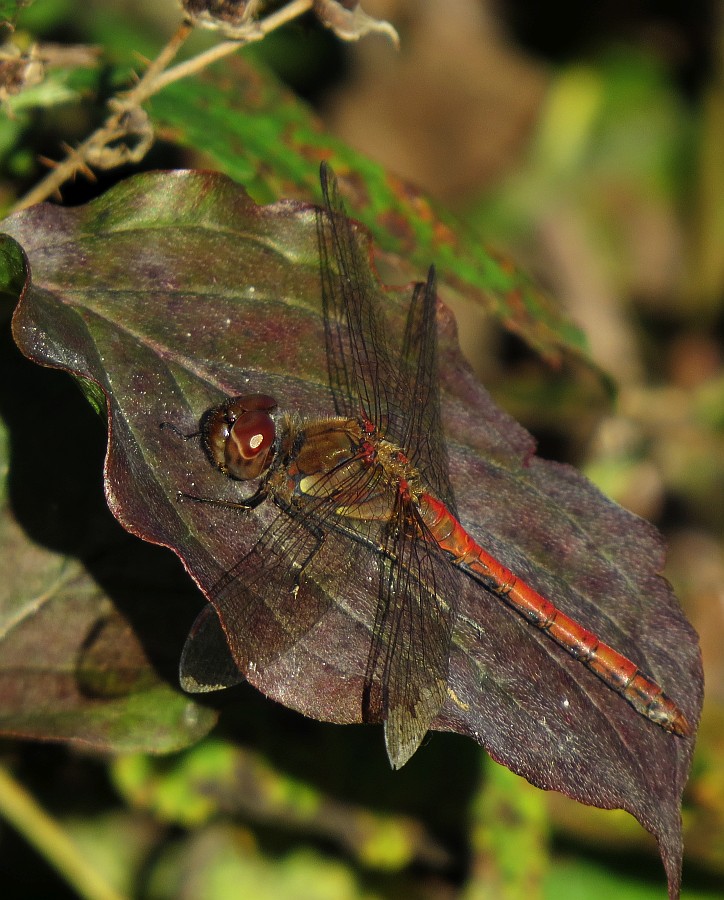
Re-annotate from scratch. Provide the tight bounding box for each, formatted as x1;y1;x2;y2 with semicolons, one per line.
264;415;420;521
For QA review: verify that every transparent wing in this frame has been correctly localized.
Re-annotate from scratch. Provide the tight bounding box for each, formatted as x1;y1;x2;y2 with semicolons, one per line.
189;452;389;680
180;604;245;692
318;164;459;764
318;165;455;512
207;506;331;672
364;494;460;768
394;267;457;515
318;163;400;428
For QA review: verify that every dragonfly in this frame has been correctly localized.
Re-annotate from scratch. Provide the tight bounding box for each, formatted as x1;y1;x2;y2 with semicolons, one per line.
174;162;690;768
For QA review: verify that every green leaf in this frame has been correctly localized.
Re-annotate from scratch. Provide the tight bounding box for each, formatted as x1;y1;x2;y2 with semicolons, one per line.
148;55;590;364
465;757;549;899
0;233;26;304
113;738;449;871
147;824;367;900
0;274;217;753
0;0;28;23
0;462;217;751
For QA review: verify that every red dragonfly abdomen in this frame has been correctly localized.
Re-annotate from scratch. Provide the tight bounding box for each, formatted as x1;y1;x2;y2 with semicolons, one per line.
418;493;691;736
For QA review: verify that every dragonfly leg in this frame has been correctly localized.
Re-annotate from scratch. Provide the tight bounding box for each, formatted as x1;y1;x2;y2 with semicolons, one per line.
159;421;201;441
177;483;268;511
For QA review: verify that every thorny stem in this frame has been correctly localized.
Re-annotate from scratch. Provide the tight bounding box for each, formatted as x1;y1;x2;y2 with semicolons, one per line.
12;19;193;211
0;764;127;900
12;0;314;212
120;19;195;105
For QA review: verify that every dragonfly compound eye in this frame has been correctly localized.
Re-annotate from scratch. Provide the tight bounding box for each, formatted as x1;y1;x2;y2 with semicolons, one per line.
227;410;276;478
202;393;277;480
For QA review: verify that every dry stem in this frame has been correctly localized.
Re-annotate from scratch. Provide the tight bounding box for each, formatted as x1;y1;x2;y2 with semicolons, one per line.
12;0;314;212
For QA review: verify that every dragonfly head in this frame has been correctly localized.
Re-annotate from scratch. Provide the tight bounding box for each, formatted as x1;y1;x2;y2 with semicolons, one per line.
201;393;277;480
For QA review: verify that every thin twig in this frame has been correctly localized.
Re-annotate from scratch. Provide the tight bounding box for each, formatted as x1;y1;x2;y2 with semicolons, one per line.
152;0;313;94
12;20;193;211
0;764;127;900
12;0;314;212
121;18;194;103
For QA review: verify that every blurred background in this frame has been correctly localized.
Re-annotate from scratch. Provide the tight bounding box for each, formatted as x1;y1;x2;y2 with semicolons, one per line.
0;0;722;897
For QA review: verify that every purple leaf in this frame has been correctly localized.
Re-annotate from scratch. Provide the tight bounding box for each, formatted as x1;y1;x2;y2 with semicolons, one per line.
2;170;702;897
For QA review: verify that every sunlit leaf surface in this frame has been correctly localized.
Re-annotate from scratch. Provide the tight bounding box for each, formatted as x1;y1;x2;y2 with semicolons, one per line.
2;171;702;897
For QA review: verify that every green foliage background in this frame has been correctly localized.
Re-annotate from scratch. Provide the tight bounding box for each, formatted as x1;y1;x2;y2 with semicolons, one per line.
0;1;722;898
